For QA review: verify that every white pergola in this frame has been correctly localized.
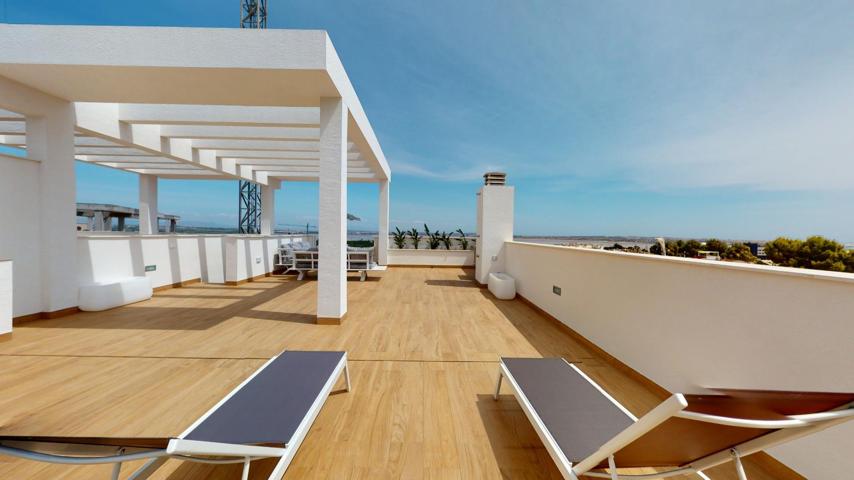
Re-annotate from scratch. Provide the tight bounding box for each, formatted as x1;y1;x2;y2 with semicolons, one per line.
0;24;391;322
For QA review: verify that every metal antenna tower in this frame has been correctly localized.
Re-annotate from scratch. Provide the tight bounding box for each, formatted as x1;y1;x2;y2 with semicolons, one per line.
240;0;267;29
237;0;267;233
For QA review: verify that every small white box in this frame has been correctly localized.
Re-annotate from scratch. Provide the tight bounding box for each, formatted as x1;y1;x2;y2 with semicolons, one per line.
488;272;516;300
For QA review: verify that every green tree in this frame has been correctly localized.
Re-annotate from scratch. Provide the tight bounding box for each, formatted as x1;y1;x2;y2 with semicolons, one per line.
764;236;852;272
665;240;681;257
723;243;757;262
764;237;802;267
800;236;847;271
681;240;702;258
704;239;729;254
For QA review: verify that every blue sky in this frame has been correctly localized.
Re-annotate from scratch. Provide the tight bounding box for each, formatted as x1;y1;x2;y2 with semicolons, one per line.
4;1;854;240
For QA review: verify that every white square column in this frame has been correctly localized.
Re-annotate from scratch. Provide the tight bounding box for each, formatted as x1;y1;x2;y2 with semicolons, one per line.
26;103;78;313
317;97;348;323
260;183;276;235
377;180;390;265
138;175;159;235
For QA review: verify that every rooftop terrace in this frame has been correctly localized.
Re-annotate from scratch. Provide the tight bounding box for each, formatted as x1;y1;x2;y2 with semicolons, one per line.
0;267;795;479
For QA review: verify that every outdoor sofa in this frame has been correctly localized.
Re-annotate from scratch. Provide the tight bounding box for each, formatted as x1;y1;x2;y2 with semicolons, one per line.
495;357;854;480
0;350;350;480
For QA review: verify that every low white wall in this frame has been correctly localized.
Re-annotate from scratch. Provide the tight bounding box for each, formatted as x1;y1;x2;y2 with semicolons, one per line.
78;234;313;290
0;260;11;334
388;249;474;267
503;241;854;479
0;154;42;317
224;235;314;283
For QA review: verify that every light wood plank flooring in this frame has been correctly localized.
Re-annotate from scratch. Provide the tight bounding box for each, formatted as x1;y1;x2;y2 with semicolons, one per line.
0;268;801;479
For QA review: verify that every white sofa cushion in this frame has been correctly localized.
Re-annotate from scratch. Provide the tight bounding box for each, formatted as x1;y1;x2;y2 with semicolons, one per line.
79;277;153;312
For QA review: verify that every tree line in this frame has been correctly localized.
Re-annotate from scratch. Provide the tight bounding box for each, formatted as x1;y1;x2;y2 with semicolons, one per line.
648;239;756;262
642;235;854;273
764;236;854;273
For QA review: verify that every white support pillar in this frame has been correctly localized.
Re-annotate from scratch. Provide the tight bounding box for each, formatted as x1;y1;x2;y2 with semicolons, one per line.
26;104;78;313
317;97;348;323
260;183;275;236
377;180;389;266
138;175;159;235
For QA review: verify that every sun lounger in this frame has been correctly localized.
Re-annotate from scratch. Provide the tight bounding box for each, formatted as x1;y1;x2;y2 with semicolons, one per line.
292;251;371;281
494;357;854;480
0;350;350;480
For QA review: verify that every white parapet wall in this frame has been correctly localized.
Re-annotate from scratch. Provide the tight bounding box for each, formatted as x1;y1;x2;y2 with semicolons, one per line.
502;241;854;478
77;233;314;291
0;260;11;334
387;249;474;267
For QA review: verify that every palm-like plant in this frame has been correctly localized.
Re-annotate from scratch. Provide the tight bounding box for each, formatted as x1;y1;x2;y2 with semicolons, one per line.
456;228;470;250
424;224;441;250
408;227;422;250
392;227;407;249
439;231;453;250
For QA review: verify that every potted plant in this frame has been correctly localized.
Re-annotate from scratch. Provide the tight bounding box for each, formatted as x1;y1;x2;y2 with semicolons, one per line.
393;227;407;249
456;229;470;250
408;227;422;250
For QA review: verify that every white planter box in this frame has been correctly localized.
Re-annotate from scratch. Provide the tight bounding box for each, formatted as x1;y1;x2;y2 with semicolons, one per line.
388;249;474;267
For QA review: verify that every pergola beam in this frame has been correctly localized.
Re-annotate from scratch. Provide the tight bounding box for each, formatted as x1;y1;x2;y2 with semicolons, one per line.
118;104;320;127
74;102;266;185
160;125;319;141
231;159;366;168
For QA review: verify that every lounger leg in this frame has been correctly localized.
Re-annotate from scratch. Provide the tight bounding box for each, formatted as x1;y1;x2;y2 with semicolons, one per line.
730;448;748;480
127;457;169;480
297;271;305;281
344;362;352;392
493;371;503;400
111;461;122;480
360;271;366;281
607;455;618;480
241;456;251;480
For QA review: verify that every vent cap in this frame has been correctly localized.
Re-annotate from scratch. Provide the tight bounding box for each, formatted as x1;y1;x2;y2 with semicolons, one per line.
483;172;507;186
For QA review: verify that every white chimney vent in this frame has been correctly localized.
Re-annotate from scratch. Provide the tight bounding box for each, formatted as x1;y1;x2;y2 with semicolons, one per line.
483;172;507;186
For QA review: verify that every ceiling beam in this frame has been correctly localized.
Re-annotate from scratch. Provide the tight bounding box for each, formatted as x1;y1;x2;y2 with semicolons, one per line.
230;158;367;168
0;120;25;135
75;147;153;156
76;155;176;164
118;104;320;127
160;125;319;141
95;162;204;170
0;134;25;146
209;150;362;161
188;139;320;151
74;102;266;185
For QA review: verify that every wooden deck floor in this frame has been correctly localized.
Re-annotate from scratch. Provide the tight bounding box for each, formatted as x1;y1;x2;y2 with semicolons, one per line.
0;268;800;479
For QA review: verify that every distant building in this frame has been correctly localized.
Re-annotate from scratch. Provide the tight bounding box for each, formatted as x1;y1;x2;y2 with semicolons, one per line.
745;242;766;259
76;203;180;233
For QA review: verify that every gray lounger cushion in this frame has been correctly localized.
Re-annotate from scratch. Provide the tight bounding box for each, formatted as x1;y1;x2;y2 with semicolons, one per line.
502;357;634;463
185;351;345;447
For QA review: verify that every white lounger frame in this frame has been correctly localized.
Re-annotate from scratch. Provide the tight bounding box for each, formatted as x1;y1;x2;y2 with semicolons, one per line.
0;352;351;480
291;251;371;281
494;358;854;480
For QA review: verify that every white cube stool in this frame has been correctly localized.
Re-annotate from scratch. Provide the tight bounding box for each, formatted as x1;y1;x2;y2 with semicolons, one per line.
79;277;153;311
488;272;516;300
